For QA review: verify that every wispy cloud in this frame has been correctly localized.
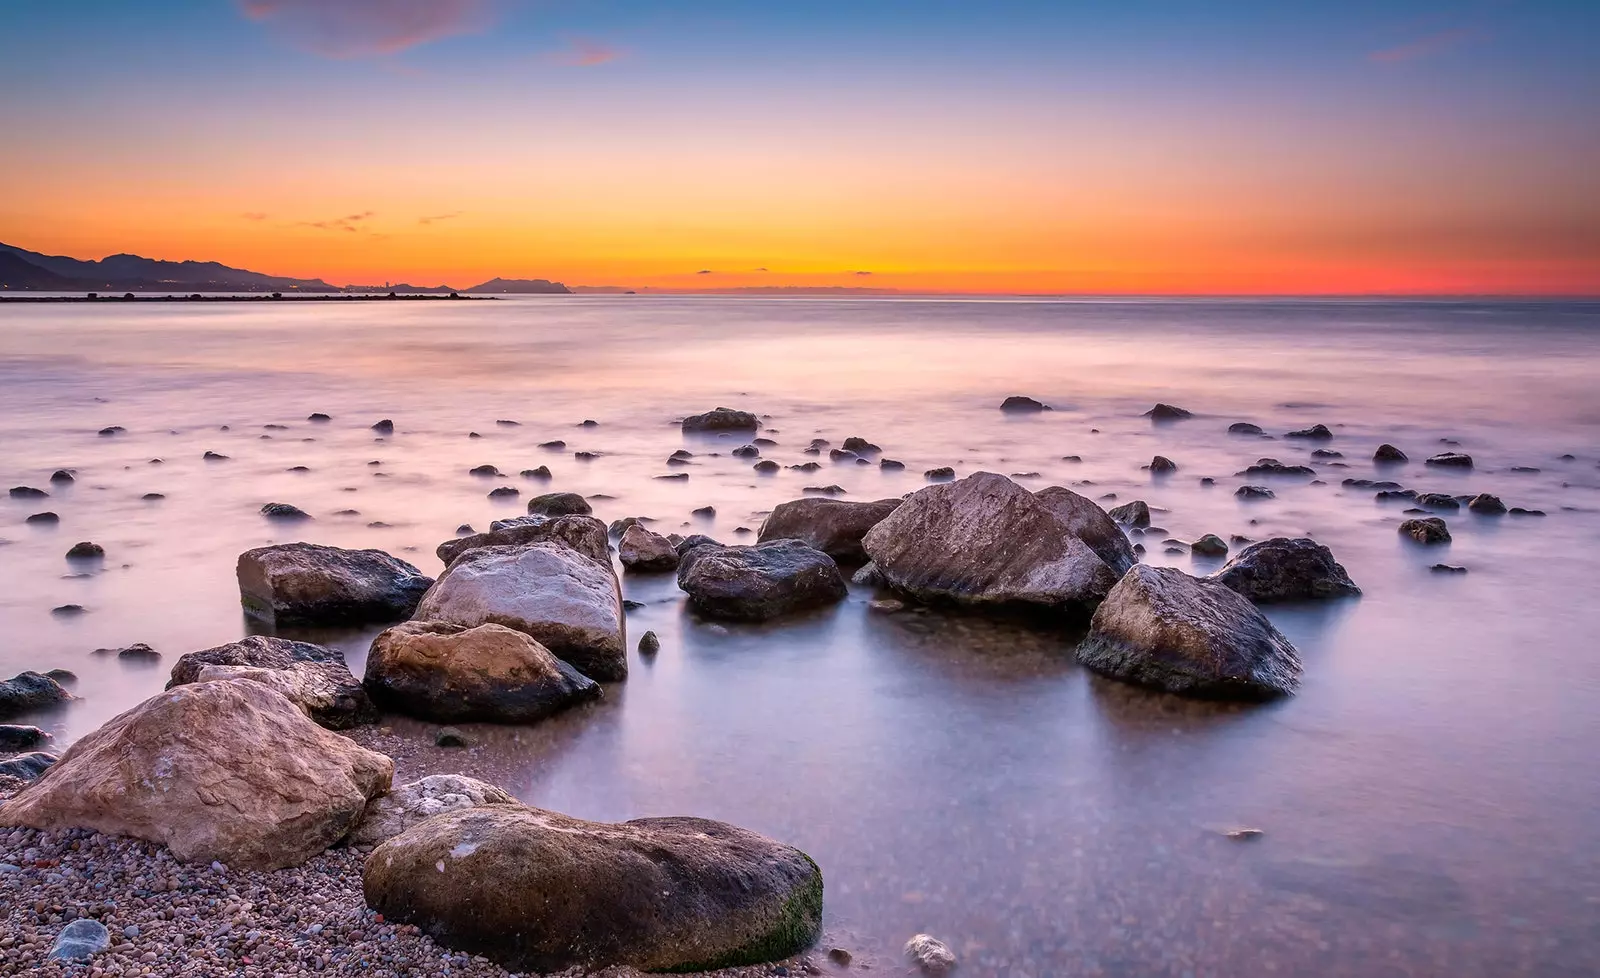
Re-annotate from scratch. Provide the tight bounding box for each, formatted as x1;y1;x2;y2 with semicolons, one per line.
546;36;625;68
696;269;713;275
852;270;873;276
1369;26;1484;64
238;0;491;58
418;212;462;226
296;211;376;233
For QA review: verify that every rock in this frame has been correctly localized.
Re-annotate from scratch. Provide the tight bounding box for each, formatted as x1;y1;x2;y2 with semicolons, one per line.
1235;485;1275;500
168;635;377;729
539;440;567;450
905;934;957;975
842;436;880;452
828;448;858;462
365;621;600;724
1467;493;1507;515
829;947;854;966
49;469;74;484
488;486;519;499
574;450;601;460
308;412;331;422
803;485;846;495
522;465;552;479
527;491;592;517
0;751;57;780
362;805;823;973
693;505;717;517
1228;422;1264;435
1374;444;1408;462
0;723;50;750
0;679;392;869
868;598;904;613
732;444;760;458
790;461;822;472
26;511;59;524
1150;456;1178;475
676;534;724;557
1312;448;1343;458
852;562;882;586
1286;424;1333;440
678;539;847;621
9;486;48;499
64;541;104;559
1034;487;1138;576
1376;488;1417;501
50;604;86;617
1108;499;1151;527
1238;458;1315;477
1000;395;1050;412
1076;565;1301;699
349;774;516;847
261;502;312;521
619;524;680;572
98;425;125;436
435;727;468;747
1431;563;1468;574
48;918;110;961
754;459;780;473
861;472;1121;613
756;496;904;563
1425;452;1474;468
237;542;432;625
203;450;229;460
438;513;610;567
1415;492;1460;510
638;630;660;654
924;466;956;481
0;671;72;719
1144;403;1192;421
414;542;627;681
1510;507;1546;517
372;419;395;433
682;407;760;433
1191;534;1229;557
469;464;503;477
1212;538;1360;602
112;642;161;661
1399;517;1451;544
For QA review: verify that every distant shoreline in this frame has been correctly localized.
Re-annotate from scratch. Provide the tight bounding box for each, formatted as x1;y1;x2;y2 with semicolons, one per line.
0;293;496;303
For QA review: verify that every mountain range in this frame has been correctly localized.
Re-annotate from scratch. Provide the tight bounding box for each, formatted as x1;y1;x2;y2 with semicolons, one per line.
0;242;570;294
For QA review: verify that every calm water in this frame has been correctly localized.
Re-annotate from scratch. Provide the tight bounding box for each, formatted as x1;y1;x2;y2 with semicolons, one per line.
3;296;1600;976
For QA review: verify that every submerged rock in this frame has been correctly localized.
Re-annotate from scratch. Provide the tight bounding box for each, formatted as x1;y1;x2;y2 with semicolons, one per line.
681;407;760;433
1144;403;1192;421
678;539;847;621
1076;565;1302;699
362;805;823;973
1149;455;1178;474
1212;538;1360;602
1374;444;1408;462
1235;485;1275;500
1108;499;1151;527
526;491;592;517
0;679;392;870
0;671;72;720
1425;452;1474;469
1467;493;1507;515
905;934;958;976
1238;458;1315;477
1191;534;1229;557
619;524;680;572
1000;395;1050;412
924;466;956;482
861;472;1120;614
64;541;104;559
237;542;432;625
349;774;516;847
1228;422;1264;435
0;723;50;751
1399;517;1451;544
1415;492;1461;510
365;621;600;724
414;542;627;681
1285;424;1333;440
756;496;903;563
260;502;312;521
168;635;377;729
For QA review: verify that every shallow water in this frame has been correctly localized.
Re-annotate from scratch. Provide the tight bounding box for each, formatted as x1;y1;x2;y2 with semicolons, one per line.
3;296;1600;976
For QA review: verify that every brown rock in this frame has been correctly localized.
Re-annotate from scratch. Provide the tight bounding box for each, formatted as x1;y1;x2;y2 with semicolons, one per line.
236;542;432;626
755;496;903;563
167;635;376;730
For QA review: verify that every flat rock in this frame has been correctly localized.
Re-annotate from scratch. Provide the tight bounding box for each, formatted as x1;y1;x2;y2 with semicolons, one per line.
861;472;1120;614
167;635;377;729
682;407;760;433
414;542;627;681
678;539;847;621
363;805;822;973
1076;565;1302;699
364;621;601;723
0;679;392;870
237;542;432;626
349;774;516;847
1212;537;1360;602
756;496;904;563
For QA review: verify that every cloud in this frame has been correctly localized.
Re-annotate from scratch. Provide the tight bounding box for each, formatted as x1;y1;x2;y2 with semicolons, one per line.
752;267;768;272
240;212;269;221
296;211;376;232
238;0;491;58
696;269;713;275
418;212;462;225
1369;27;1483;64
546;36;625;68
853;270;873;276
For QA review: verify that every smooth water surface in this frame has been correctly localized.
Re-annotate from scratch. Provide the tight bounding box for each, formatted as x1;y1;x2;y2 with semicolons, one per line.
2;296;1599;976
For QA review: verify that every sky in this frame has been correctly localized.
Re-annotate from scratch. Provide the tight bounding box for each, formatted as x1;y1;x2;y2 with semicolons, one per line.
1;0;1598;294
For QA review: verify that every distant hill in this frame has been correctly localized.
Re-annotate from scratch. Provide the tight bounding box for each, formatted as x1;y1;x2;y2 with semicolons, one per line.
464;277;571;294
0;242;337;292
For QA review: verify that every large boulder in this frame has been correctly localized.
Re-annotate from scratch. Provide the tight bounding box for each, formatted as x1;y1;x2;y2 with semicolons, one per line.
413;543;627;681
682;407;760;433
677;540;847;622
860;472;1120;613
618;524;680;572
237;543;432;626
0;671;72;720
348;774;515;847
1211;538;1361;603
167;635;376;730
1076;565;1301;700
756;497;903;563
363;805;822;973
364;621;600;723
0;680;392;869
1034;486;1138;576
436;514;609;567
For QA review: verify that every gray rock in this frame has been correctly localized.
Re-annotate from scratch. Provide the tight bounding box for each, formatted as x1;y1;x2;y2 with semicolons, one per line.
1285;424;1333;440
1467;493;1507;515
0;671;72;720
0;751;57;781
1425;452;1473;469
924;466;956;482
1149;455;1178;474
362;805;822;973
1108;499;1151;527
1077;565;1302;699
1000;395;1050;412
168;635;377;730
678;539;847;622
681;407;760;433
619;524;680;572
1144;403;1192;421
905;934;957;975
526;491;592;517
237;542;432;626
1374;444;1408;462
851;562;882;586
1191;534;1229;557
48;918;110;961
349;774;517;847
437;514;610;567
1228;422;1263;435
0;723;50;751
260;502;312;521
862;472;1120;614
756;496;903;563
1212;538;1360;602
1235;485;1275;500
1034;487;1138;576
